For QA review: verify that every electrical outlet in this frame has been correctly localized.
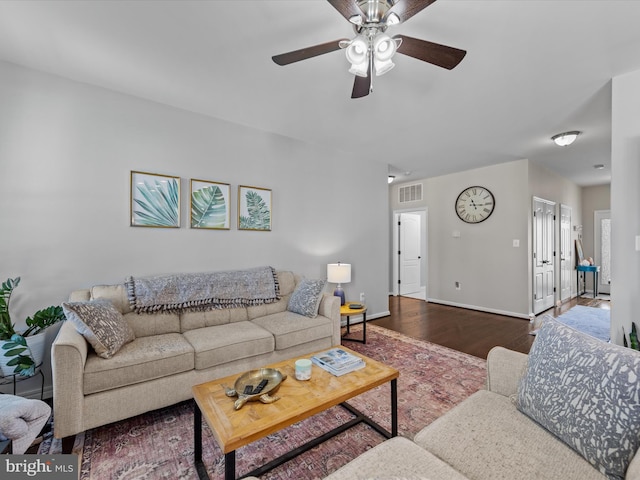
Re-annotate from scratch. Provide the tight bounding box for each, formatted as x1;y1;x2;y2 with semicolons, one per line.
455;281;461;290
359;292;365;303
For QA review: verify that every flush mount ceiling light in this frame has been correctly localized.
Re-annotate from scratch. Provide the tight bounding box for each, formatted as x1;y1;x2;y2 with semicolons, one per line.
388;175;395;184
552;131;581;147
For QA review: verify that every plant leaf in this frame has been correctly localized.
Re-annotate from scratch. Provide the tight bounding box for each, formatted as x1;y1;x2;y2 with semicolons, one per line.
133;178;179;226
191;185;227;228
240;190;271;230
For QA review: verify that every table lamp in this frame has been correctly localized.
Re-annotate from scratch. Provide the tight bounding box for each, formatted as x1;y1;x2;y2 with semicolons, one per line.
327;262;351;306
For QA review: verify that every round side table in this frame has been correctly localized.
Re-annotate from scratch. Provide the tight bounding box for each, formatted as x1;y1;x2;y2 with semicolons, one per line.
340;302;367;344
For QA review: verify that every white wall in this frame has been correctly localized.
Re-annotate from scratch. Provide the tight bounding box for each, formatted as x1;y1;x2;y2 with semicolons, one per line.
611;68;640;345
0;61;389;396
389;159;585;319
390;159;531;317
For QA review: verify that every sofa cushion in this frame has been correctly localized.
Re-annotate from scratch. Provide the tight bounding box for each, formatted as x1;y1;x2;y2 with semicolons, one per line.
414;390;607;480
62;298;135;359
252;311;333;350
123;311;180;337
90;284;132;314
276;271;296;296
517;318;640;480
83;333;194;394
323;436;468;480
287;278;326;318
180;308;233;331
183;321;274;370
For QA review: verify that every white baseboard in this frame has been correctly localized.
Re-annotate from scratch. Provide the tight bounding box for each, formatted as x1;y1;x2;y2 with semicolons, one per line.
426;298;530;320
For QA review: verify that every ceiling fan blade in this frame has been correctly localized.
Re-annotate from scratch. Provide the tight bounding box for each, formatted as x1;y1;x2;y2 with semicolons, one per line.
272;39;349;66
384;0;438;24
327;0;365;23
395;34;466;70
351;62;372;99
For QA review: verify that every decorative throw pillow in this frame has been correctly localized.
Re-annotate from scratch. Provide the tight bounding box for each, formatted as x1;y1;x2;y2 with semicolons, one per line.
62;298;135;359
517;318;640;479
287;279;326;318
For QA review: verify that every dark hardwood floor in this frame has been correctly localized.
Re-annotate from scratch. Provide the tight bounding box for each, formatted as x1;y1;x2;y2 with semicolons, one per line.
371;295;611;359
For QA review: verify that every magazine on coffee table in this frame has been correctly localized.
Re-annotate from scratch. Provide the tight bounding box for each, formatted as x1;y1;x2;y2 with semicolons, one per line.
311;348;365;376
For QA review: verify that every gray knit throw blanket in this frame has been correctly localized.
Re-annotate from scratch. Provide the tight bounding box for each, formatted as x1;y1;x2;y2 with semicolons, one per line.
125;266;280;313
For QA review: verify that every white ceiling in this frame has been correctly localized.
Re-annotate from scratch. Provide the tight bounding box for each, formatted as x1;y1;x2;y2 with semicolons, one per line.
2;0;640;186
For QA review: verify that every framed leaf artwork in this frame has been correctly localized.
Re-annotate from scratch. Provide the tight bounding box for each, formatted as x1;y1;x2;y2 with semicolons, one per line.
130;171;180;228
238;185;272;231
190;179;230;229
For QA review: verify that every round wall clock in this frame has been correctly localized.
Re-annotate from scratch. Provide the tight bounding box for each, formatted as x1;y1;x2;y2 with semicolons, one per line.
455;186;495;224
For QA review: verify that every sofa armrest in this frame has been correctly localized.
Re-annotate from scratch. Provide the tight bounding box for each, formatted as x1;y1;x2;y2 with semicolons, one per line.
485;346;528;397
318;293;341;346
51;320;89;438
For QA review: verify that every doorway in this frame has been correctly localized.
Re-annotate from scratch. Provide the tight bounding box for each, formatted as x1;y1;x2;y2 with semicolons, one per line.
392;209;427;300
559;204;572;303
594;210;611;295
532;197;556;314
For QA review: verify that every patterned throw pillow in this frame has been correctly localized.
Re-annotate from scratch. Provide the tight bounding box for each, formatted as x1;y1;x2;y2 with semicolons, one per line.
62;298;135;359
287;279;326;318
517;318;640;479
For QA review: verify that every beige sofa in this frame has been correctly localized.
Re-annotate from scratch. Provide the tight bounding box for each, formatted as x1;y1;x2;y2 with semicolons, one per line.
318;346;640;480
51;271;340;440
244;334;640;480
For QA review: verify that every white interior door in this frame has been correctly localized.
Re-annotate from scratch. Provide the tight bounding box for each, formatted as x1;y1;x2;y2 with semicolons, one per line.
594;210;611;295
533;197;556;313
559;204;572;302
399;213;421;295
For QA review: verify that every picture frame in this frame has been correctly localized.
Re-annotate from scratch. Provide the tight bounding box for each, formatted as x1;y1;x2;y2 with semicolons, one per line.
190;179;230;229
130;171;180;228
238;185;272;231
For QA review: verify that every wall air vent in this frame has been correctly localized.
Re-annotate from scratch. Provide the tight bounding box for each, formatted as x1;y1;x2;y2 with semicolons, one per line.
398;183;423;203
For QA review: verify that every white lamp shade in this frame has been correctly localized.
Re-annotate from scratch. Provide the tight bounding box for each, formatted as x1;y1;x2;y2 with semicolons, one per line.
373;33;396;61
327;263;351;284
346;36;369;77
374;57;395;76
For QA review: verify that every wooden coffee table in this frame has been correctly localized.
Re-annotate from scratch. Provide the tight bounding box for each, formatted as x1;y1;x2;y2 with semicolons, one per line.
192;346;399;480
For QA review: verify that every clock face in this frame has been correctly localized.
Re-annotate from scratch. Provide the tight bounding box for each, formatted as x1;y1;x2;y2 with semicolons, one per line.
455;186;495;224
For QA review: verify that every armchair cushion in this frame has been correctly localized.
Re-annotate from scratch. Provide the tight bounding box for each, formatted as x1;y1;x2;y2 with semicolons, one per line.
0;395;51;454
517;318;640;480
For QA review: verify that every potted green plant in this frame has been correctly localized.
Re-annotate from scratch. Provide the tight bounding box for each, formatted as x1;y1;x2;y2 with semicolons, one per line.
0;277;65;377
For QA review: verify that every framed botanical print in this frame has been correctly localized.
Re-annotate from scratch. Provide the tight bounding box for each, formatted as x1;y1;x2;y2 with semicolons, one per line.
238;185;272;231
190;179;230;229
130;171;180;228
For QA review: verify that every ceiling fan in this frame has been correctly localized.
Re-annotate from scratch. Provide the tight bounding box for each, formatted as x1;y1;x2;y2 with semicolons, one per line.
272;0;467;99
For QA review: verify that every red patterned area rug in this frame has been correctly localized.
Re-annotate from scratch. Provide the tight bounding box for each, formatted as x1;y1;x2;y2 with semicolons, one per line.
40;324;486;479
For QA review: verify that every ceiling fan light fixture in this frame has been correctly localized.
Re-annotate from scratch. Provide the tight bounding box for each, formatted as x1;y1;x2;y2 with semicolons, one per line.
373;33;396;60
386;12;401;26
374;57;395;76
552;131;581;147
345;35;369;77
348;14;363;26
373;33;399;76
